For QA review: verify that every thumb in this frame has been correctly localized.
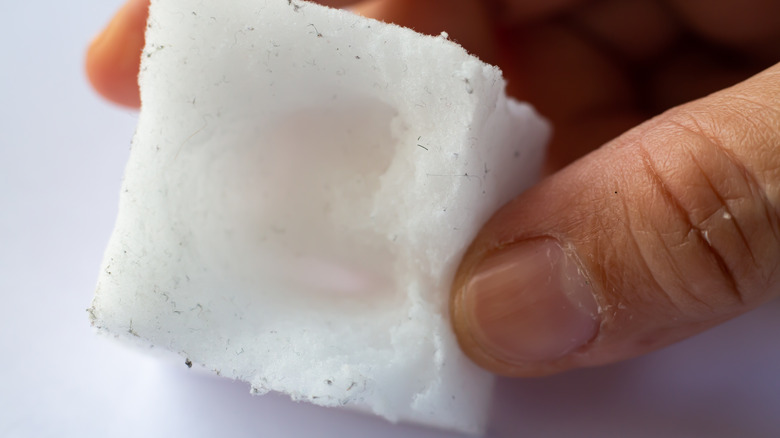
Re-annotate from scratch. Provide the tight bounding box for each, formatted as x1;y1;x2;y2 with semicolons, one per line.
451;62;780;377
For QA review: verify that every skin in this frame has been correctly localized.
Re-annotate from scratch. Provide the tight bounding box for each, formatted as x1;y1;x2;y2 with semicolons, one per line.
87;0;780;377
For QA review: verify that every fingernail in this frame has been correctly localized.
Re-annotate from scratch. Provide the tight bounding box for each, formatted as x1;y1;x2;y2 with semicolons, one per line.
462;238;599;364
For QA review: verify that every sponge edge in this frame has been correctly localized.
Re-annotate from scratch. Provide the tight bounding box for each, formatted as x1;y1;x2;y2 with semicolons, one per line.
89;0;549;435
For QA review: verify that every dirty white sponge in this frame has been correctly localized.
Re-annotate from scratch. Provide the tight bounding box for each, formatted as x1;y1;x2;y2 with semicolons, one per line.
90;0;549;434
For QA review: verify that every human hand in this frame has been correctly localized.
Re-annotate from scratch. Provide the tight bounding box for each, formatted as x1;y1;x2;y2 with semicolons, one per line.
87;0;780;377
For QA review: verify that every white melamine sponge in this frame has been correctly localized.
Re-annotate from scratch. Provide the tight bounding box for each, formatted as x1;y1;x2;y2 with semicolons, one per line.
89;0;549;434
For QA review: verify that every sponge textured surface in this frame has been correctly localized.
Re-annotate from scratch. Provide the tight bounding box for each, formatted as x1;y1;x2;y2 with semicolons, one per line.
90;0;549;434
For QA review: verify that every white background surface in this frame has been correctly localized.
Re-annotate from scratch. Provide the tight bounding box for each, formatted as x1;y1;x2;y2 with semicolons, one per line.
1;1;779;437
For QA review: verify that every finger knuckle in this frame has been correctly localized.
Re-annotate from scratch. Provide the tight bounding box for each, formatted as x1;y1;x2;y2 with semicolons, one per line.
628;113;780;315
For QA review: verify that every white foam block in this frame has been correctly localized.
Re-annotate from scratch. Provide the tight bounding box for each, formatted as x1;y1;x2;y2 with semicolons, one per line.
89;0;549;434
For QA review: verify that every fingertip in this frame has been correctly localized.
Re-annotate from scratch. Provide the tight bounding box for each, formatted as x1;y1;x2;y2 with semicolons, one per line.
451;237;600;377
85;0;148;108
